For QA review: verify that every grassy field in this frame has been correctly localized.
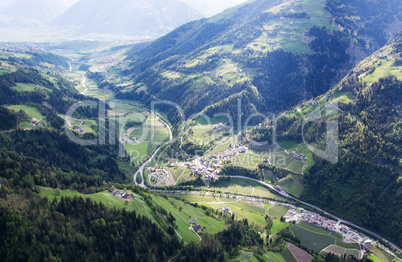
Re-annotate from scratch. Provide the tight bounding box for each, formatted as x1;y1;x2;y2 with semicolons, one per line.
323;245;361;259
9;104;46;129
178;172;197;184
194;115;229;125
277;174;304;197
61;116;97;134
208;136;237;155
124;114;169;165
297;221;334;235
271;219;291;234
38;187;159;225
152;195;226;243
9;105;42;120
291;225;335;253
368;245;395;262
10;83;37;92
267;206;289;218
175;194;240;203
367;254;382;262
39;187;228;244
199;177;286;201
296;222;357;250
248;0;336;54
169;166;187;181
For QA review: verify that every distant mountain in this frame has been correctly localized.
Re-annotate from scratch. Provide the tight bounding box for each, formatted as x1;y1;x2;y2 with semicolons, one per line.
0;0;73;23
51;0;204;38
176;0;248;17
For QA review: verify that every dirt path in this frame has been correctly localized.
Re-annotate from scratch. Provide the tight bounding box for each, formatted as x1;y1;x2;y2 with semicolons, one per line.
162;214;186;244
0;128;15;134
174;168;187;185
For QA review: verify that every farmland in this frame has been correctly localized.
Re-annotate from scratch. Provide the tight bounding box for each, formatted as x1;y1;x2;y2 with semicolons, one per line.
198;177;287;201
38;187;227;244
123;113;170;165
291;225;335;253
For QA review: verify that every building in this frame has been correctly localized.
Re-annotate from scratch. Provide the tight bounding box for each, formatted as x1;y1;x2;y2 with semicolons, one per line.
112;190;121;197
122;193;132;200
189;219;196;224
193;224;203;234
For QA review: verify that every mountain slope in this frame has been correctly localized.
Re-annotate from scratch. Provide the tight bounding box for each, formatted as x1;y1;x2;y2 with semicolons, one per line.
246;36;402;247
51;0;204;38
117;0;401;126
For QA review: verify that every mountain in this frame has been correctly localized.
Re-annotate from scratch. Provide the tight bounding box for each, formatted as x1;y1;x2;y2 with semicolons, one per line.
51;0;204;39
176;0;248;17
117;0;402;126
0;0;76;24
107;0;402;246
245;35;402;247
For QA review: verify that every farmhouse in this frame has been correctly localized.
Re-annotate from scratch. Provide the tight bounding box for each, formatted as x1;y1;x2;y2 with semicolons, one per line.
219;206;232;215
112;190;121;197
189;219;196;224
122;193;132;200
193;224;203;234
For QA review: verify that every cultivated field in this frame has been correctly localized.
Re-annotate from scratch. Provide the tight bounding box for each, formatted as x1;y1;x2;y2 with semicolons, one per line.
288;243;313;262
291;225;335;253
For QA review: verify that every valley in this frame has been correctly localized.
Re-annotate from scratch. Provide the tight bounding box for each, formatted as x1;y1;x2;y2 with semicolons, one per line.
0;0;401;261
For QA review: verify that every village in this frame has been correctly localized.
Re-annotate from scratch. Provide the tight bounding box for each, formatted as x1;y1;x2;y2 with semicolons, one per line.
146;144;248;186
172;144;247;179
284;208;374;246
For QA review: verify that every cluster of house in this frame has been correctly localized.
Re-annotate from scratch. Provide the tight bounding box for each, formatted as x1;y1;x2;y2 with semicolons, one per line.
32;120;40;127
344;231;366;244
310;100;321;106
189;219;203;235
172;144;247;180
324;93;332;100
111;190;133;201
218;206;232;215
283;208;378;246
73;126;85;134
302;214;338;232
291;151;307;160
120;136;138;143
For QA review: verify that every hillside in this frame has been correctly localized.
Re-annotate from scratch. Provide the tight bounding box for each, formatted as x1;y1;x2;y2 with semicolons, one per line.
246;37;402;246
51;0;204;39
114;0;401;126
0;46;137;190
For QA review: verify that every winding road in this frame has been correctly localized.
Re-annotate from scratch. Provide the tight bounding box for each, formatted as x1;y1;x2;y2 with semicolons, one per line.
227;175;401;253
80;75;88;94
134;112;173;187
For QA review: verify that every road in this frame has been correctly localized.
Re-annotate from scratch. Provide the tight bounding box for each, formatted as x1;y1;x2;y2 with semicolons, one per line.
162;214;186;244
80;75;88;94
130;95;401;254
227;176;401;253
134;111;173;187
